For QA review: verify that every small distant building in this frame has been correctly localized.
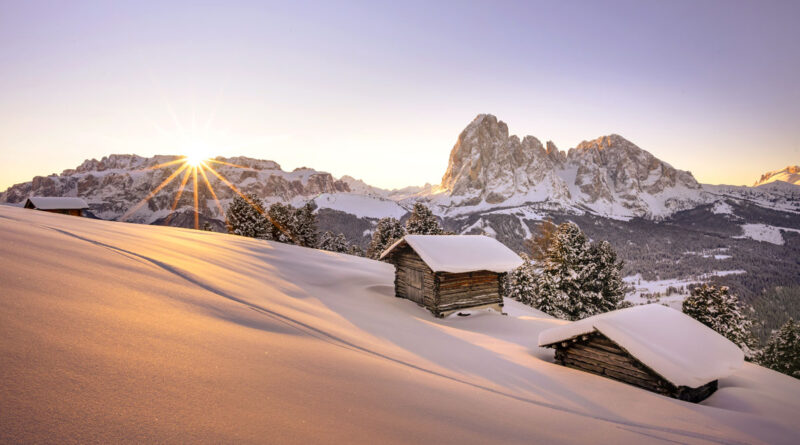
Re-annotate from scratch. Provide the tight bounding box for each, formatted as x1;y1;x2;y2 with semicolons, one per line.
538;304;744;403
24;197;89;217
380;235;523;317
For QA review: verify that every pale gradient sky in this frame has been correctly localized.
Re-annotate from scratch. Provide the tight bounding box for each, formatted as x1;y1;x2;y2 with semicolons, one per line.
1;0;798;191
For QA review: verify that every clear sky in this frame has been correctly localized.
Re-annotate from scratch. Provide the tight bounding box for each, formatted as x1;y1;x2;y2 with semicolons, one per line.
1;0;798;191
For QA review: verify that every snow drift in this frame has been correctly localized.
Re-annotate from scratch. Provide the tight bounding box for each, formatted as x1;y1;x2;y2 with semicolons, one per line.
1;205;799;444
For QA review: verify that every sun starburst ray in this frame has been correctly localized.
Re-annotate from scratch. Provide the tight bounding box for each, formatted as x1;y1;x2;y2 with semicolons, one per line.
197;162;226;221
121;145;297;237
202;163;296;242
192;166;199;230
206;159;253;170
121;163;190;221
140;158;187;172
164;166;193;225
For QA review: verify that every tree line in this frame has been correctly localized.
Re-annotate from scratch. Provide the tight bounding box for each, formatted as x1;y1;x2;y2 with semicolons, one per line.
225;195;446;258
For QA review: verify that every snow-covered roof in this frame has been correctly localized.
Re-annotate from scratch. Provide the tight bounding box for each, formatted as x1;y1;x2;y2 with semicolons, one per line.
538;304;744;388
25;197;89;210
380;235;524;273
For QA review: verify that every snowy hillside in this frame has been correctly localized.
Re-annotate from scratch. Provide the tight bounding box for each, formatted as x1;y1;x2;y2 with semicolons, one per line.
2;206;799;444
311;193;408;219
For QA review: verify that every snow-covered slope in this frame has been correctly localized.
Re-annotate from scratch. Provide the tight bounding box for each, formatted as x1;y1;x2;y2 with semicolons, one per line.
703;182;800;214
312;192;408;219
754;166;800;186
2;206;799;444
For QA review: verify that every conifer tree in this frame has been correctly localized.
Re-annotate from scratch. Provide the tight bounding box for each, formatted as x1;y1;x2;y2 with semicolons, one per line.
292;202;319;247
405;203;443;235
529;222;627;320
267;202;296;243
318;231;350;253
226;193;270;239
530;222;591;319
503;254;537;305
682;284;757;354
585;240;626;313
757;318;800;379
367;217;406;259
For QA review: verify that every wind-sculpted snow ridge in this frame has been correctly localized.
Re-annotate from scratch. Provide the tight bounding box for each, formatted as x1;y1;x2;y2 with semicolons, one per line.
2;205;800;444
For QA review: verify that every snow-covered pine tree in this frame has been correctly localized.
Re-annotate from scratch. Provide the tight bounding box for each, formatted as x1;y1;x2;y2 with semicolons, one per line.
292;202;319;248
530;222;591;320
318;231;350;253
585;240;626;313
503;254;537;305
405;203;444;235
757;318;800;379
226;193;270;239
267;202;296;244
367;217;406;259
682;284;757;355
529;222;625;320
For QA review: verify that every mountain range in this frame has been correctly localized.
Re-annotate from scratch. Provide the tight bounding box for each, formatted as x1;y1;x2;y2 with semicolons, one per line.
2;114;796;225
2;114;799;338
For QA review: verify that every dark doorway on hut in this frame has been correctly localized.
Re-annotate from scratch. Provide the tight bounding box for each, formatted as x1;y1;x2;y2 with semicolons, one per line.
406;269;424;304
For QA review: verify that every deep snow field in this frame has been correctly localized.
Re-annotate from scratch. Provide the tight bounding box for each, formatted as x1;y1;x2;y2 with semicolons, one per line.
1;205;799;444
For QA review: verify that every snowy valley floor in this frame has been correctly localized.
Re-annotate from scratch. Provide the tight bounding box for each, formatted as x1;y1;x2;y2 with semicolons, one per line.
1;206;799;444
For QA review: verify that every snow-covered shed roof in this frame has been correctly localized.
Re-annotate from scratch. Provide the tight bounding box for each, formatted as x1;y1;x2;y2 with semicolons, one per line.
379;235;524;274
25;197;89;210
538;304;744;388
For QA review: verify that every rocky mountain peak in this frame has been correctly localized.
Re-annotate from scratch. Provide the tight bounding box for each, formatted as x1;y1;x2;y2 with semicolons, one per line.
434;115;704;217
566;133;701;214
754;165;800;186
439;114;569;205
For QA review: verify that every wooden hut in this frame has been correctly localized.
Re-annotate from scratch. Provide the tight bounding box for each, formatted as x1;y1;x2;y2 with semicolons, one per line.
379;235;523;317
24;197;89;217
538;304;744;403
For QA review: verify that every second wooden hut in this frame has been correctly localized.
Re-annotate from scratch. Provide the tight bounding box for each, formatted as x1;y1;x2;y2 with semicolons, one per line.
538;304;744;403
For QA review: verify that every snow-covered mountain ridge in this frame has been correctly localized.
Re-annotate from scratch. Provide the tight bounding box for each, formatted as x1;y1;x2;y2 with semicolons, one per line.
0;154;359;225
754;165;800;186
429;114;704;219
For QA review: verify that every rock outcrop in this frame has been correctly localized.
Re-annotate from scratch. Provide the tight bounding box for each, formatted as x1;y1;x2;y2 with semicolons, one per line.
434;114;703;217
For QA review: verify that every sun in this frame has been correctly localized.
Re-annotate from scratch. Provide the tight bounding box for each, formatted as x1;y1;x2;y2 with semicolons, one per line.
121;141;265;232
184;153;207;167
